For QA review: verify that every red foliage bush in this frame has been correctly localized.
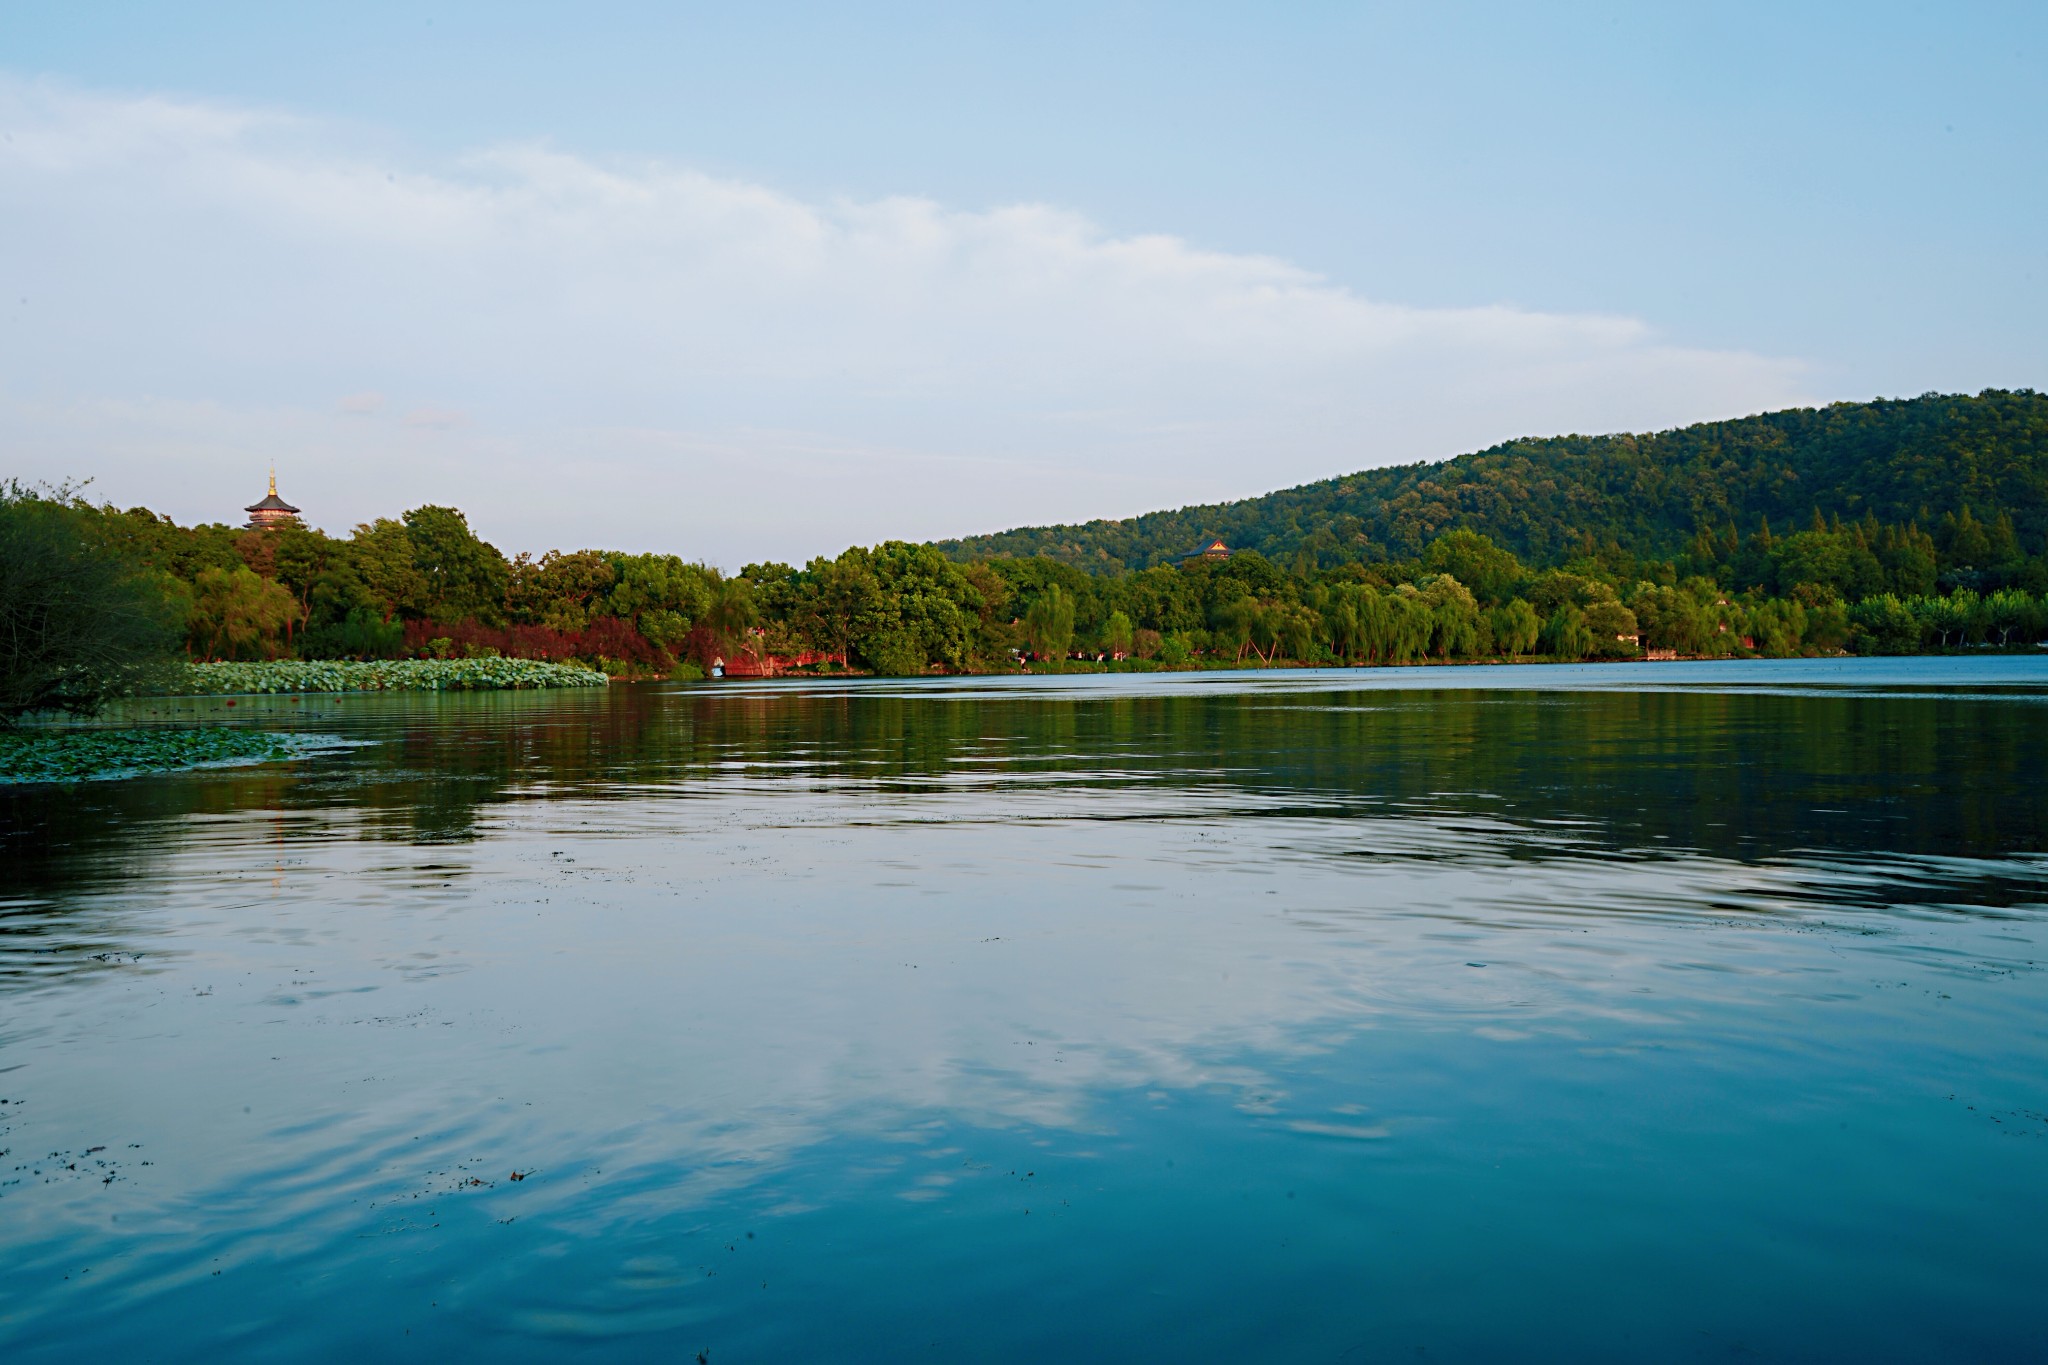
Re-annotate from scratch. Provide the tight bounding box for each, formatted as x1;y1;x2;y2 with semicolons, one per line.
403;616;673;670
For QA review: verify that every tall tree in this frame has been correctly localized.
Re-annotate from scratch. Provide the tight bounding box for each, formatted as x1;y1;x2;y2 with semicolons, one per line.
1;484;181;722
188;566;298;660
351;518;429;622
402;505;510;624
1103;610;1135;658
1023;585;1077;665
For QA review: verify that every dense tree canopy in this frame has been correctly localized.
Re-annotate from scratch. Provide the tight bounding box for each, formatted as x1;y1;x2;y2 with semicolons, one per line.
25;391;2048;692
934;390;2048;580
1;484;182;723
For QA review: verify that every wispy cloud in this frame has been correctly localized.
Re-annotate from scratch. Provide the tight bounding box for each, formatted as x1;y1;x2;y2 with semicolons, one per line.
0;77;1814;561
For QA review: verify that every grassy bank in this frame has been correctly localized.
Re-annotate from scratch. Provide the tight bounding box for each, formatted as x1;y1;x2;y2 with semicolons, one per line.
0;727;345;784
174;658;610;695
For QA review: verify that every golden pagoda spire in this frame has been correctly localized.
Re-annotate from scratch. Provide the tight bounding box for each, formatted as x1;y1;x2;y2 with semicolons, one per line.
269;465;277;497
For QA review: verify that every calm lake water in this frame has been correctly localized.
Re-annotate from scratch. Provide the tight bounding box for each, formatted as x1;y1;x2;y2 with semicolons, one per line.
3;657;2046;1362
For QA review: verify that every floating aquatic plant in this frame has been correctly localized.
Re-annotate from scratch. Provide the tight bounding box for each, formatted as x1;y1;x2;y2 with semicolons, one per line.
170;658;609;696
0;727;343;784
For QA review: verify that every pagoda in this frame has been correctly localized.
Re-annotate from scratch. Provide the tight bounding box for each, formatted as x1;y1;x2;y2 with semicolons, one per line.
244;470;301;530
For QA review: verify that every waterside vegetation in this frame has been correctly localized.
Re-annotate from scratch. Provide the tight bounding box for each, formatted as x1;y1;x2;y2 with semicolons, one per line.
938;388;2048;575
6;391;2048;701
0;726;340;785
180;658;609;695
1;479;183;723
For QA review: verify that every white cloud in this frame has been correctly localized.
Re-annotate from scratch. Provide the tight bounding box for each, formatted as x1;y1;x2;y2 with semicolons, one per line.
0;77;1815;563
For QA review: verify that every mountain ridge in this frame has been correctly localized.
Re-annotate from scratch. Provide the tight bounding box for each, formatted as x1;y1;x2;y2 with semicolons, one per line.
933;390;2048;572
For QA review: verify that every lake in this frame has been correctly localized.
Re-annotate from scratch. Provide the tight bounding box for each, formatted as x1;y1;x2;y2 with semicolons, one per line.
3;657;2045;1362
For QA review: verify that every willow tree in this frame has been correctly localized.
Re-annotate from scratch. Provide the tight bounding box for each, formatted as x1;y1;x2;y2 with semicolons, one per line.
1103;610;1135;658
1486;599;1542;656
1023;585;1076;665
1539;604;1595;660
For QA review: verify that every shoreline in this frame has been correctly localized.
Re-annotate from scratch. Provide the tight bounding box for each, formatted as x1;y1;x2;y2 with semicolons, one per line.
703;643;2048;683
140;643;2048;696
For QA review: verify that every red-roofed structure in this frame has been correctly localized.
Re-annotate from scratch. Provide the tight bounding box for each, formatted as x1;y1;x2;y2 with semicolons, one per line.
245;471;301;529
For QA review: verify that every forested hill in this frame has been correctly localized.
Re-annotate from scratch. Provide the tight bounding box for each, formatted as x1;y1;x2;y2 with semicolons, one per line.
933;390;2048;573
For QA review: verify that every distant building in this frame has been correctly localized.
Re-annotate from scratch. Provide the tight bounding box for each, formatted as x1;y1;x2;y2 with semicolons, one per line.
245;472;301;530
1180;537;1231;566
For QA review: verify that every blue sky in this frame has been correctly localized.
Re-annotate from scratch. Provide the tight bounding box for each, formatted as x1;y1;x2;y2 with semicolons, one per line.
4;2;2042;562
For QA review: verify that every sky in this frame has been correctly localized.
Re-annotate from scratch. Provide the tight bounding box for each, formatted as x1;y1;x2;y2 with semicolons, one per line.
3;1;2043;565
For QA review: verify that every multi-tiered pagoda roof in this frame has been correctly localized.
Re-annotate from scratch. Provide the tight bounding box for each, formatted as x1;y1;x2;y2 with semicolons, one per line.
245;473;301;529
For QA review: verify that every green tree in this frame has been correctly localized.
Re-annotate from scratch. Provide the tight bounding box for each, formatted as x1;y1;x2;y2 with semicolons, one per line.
0;485;182;723
188;566;299;660
1316;583;1366;660
783;542;985;674
1745;598;1807;657
1103;610;1135;658
1376;591;1429;662
1939;505;1993;569
1984;588;2042;646
802;552;888;664
1023;584;1078;665
1423;531;1524;606
298;606;404;659
269;525;378;646
1540;604;1595;660
1416;574;1482;657
1874;523;1939;596
1628;583;1715;655
700;573;759;661
611;555;717;652
1850;595;1920;653
350;518;429;621
958;562;1017;659
1582;599;1641;657
1772;529;1884;600
1354;587;1398;662
510;549;617;633
1211;594;1256;664
401;505;509;624
867;542;983;672
1911;590;1979;648
1271;603;1322;661
1795;587;1852;652
1486;598;1541;656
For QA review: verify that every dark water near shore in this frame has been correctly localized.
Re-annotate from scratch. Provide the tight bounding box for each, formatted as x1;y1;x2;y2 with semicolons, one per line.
3;657;2045;1362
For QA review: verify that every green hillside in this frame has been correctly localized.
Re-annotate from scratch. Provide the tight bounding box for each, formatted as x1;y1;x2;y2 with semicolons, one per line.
18;389;2046;692
934;390;2048;572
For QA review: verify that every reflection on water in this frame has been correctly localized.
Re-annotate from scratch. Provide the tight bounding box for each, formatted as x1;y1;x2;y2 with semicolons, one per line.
1;658;2045;1362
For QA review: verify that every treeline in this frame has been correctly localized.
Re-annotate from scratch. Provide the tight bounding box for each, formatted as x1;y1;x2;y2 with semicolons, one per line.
751;529;2048;668
34;494;2048;683
934;390;2048;577
88;503;751;674
17;386;2048;691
